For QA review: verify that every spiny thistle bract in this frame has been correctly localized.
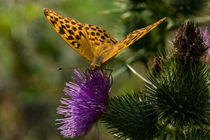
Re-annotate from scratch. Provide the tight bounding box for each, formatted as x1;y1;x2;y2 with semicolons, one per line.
146;58;209;126
145;22;209;127
101;93;159;140
176;127;210;140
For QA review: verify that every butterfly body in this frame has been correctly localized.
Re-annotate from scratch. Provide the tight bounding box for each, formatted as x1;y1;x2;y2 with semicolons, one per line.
43;8;166;70
90;56;102;70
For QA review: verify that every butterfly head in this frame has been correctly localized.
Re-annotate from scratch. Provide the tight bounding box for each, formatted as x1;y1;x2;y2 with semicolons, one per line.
90;56;103;70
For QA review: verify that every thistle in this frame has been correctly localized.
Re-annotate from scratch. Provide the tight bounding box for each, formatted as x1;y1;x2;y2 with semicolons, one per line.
56;69;112;138
146;22;209;127
173;22;208;62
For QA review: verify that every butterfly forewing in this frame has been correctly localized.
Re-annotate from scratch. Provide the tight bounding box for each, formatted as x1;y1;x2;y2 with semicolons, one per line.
100;17;166;63
43;8;94;62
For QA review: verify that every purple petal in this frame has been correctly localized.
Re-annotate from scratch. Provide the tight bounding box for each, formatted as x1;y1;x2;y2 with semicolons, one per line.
200;26;210;46
56;68;112;138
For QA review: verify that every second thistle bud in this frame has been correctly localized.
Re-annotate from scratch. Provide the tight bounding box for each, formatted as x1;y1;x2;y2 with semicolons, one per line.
173;22;208;62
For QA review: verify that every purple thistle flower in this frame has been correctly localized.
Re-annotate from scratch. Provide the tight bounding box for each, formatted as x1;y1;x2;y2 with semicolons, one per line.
56;68;112;138
200;27;210;46
200;27;210;61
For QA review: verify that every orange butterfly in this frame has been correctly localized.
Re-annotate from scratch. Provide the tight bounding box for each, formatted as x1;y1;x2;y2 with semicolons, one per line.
43;8;166;70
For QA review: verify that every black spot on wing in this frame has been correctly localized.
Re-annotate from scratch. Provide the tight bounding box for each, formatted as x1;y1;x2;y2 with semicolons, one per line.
104;33;109;38
72;27;77;31
50;20;56;25
59;27;65;34
64;19;70;23
78;25;83;30
71;41;77;45
66;36;74;40
71;21;76;25
79;31;85;37
110;38;117;44
76;35;81;40
71;41;80;48
77;43;80;48
101;36;105;39
66;24;70;28
91;27;96;30
68;30;74;35
61;25;66;29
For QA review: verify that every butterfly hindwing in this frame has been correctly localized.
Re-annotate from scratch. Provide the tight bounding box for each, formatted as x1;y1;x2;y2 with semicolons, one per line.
100;17;166;63
43;8;94;62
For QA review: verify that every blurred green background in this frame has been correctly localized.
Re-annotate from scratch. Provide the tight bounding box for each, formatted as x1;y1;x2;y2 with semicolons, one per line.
0;0;209;140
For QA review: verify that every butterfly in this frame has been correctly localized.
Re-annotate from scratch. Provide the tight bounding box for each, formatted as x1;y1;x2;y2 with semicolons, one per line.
43;8;166;70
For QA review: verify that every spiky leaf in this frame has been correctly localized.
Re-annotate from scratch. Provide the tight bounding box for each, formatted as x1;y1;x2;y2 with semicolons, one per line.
101;93;159;140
